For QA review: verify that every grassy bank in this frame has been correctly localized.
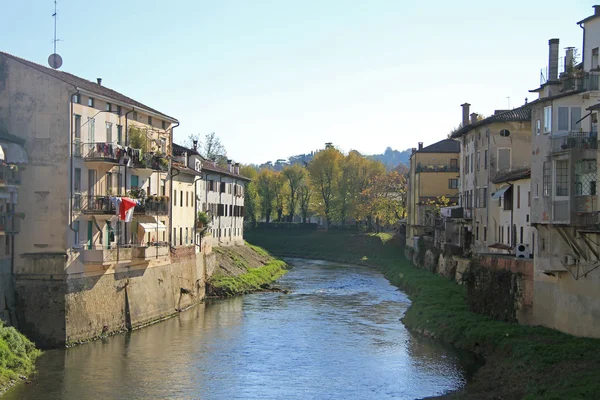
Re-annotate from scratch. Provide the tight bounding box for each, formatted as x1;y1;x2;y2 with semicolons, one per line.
246;229;600;400
207;243;288;297
0;322;41;392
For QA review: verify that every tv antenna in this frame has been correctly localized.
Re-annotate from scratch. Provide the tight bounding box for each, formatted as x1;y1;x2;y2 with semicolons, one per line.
48;0;62;69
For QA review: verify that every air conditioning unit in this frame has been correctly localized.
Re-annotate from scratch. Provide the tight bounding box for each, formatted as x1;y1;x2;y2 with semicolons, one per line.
516;243;530;258
565;255;577;266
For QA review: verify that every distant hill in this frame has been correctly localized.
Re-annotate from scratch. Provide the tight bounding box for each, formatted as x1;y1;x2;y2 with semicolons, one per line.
257;146;411;171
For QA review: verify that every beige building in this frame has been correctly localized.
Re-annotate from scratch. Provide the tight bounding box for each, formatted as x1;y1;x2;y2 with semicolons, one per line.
529;6;600;337
450;103;532;254
0;51;211;347
406;139;460;244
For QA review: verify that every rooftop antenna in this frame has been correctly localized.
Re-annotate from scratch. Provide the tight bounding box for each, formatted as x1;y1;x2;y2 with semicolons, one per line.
48;0;63;69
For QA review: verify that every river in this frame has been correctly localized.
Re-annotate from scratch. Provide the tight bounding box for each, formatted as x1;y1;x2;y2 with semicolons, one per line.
6;258;476;400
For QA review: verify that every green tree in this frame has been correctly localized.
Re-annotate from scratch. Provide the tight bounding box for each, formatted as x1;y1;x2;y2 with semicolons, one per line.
257;169;279;223
282;164;306;222
239;165;260;226
298;176;312;223
186;132;228;166
308;147;344;226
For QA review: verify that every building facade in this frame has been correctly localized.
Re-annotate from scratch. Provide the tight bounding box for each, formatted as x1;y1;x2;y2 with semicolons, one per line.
529;6;600;337
406;139;460;244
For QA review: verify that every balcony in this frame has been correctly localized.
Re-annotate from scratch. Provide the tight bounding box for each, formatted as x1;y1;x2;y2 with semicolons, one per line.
416;163;459;173
551;132;598;154
0;166;21;186
0;213;20;234
78;243;168;264
73;195;115;214
78;142;139;165
132;155;169;172
133;244;169;260
558;71;600;93
134;199;169;215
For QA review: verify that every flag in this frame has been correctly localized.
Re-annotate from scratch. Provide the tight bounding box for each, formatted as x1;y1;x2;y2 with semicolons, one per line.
120;197;137;222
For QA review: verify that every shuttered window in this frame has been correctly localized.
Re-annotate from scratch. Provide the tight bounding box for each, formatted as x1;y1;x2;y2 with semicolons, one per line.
497;149;511;171
558;107;569;131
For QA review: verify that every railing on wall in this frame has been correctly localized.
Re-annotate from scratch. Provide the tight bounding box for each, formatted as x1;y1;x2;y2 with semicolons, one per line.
551;132;598;153
416;163;459;173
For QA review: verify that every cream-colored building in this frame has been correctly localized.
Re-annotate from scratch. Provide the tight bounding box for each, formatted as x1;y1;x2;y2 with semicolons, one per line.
406;139;460;243
450;103;532;254
0;51;210;347
529;6;600;337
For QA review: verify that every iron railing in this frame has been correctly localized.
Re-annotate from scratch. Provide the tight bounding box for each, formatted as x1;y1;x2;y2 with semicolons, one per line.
134;199;169;215
551;132;598;153
73;195;115;214
0;166;21;185
0;213;20;234
132;156;168;171
416;163;459;173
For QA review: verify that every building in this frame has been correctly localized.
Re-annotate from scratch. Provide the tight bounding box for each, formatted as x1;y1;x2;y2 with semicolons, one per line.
450;103;532;254
0;51;211;347
406;139;460;245
529;6;600;337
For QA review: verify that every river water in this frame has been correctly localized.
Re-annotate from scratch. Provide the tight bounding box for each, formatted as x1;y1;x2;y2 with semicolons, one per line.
7;259;475;400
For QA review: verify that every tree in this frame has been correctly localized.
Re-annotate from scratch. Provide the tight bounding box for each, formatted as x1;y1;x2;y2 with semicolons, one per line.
308;147;344;226
239;165;260;226
273;173;287;222
298;177;312;223
282;164;306;222
185;132;228;166
257;169;278;223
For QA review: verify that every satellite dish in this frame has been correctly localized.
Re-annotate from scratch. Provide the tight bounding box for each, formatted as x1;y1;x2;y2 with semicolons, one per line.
48;53;63;69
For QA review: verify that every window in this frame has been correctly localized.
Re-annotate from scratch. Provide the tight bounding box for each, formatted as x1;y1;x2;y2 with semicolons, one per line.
186;191;189;207
148;116;152;125
180;190;183;207
74;114;82;156
74;221;80;246
449;179;458;189
555;160;569;196
88;117;95;148
106;122;113;143
536;120;541;135
477;151;480;171
499;129;511;137
161;180;166;196
520;226;524;243
88;97;94;107
497;148;511;171
5;236;9;256
220;182;226;193
482;187;487;208
106;102;112;112
535;182;539;198
593;47;599;69
162;120;166;130
543;106;552;133
484;150;488;170
74;168;81;192
504;188;513;211
72;94;80;104
483;227;487;242
185;228;188;245
174;190;177;206
132;111;138;121
117;105;122;116
180;227;183;246
558;107;569;131
528;191;531;207
476;226;479;241
117;125;123;145
571;107;582;131
470;154;473;173
499;194;502;208
575;160;597;195
131;175;139;190
173;228;176;246
517;185;521;209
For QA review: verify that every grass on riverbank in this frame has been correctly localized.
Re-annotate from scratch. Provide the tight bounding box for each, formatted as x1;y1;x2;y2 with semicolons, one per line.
246;229;600;400
0;322;41;391
207;243;288;297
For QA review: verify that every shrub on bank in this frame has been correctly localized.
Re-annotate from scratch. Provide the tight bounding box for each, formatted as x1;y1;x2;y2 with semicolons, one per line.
0;322;41;390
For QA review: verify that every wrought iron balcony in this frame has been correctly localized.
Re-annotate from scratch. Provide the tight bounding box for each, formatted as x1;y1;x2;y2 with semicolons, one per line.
72;195;115;214
551;132;598;153
0;213;20;234
0;165;21;186
133;199;169;215
416;163;459;173
132;155;169;172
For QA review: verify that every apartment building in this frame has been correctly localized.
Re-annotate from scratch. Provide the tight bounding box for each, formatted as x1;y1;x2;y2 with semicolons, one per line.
0;51;222;347
406;139;460;244
450;103;532;254
529;6;600;337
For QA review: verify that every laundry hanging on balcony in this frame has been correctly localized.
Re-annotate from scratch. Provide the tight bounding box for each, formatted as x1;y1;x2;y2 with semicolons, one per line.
109;196;140;222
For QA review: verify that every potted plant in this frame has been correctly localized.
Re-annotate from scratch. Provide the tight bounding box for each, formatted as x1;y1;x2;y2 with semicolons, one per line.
197;211;210;228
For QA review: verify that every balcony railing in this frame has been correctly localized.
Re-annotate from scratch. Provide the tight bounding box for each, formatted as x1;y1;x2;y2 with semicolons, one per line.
73;195;115;214
134;199;169;215
416;163;459;173
573;211;600;229
79;142;138;164
78;243;169;264
559;71;600;93
0;166;21;186
0;213;20;234
132;155;169;172
551;132;598;153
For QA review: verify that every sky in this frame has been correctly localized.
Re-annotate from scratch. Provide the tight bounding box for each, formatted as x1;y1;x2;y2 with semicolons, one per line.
1;1;598;164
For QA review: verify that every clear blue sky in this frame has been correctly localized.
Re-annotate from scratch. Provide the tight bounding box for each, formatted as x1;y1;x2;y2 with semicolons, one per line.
2;1;598;164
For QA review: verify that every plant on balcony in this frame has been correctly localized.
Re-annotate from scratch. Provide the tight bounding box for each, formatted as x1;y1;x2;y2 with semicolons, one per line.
146;195;156;203
158;157;169;170
128;188;146;200
128;126;149;152
197;211;210;228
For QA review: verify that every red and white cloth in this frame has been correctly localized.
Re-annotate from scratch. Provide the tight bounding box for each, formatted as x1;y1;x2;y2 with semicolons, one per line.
109;197;139;222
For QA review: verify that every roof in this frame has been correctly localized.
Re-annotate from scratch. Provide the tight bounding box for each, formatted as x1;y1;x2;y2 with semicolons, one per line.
172;142;251;181
413;139;460;154
492;168;531;184
172;161;201;176
0;51;178;122
577;8;600;25
450;105;532;138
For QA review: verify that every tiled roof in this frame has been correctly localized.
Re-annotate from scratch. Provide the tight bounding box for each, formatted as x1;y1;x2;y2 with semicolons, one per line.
0;51;178;122
172;161;201;176
172;142;251;181
451;105;532;138
492;168;531;184
415;139;460;154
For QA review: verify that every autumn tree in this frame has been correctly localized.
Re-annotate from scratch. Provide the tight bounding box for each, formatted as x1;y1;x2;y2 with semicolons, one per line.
273;172;287;222
282;164;306;222
239;165;260;226
298;176;312;223
308;147;344;226
257;169;279;223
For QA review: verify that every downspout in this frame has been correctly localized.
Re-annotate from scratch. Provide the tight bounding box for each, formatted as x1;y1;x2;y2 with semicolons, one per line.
69;89;81;232
123;108;133;245
168;122;180;248
579;23;586;70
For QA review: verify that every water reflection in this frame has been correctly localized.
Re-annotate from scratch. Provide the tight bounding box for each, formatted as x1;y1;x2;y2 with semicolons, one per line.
7;258;471;400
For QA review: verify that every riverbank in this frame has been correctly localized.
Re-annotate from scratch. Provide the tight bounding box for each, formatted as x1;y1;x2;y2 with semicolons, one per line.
206;243;288;297
0;322;40;394
246;229;600;399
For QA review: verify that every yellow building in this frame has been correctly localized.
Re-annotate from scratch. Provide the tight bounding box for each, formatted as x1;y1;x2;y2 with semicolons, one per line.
406;139;460;243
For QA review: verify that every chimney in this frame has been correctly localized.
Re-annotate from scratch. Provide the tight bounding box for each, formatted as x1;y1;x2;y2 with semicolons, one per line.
411;148;417;154
235;162;240;175
192;140;198;152
548;38;560;82
97;78;102;85
418;142;423;150
184;152;188;168
595;5;600;16
565;47;575;72
227;159;232;172
470;113;478;124
461;103;471;126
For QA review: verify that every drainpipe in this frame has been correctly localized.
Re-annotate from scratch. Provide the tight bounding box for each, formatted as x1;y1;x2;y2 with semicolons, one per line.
69;89;81;233
123;108;133;245
168;122;180;248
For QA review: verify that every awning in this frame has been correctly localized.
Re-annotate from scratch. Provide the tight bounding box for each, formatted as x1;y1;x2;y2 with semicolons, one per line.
138;216;167;232
491;185;511;200
0;142;28;164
